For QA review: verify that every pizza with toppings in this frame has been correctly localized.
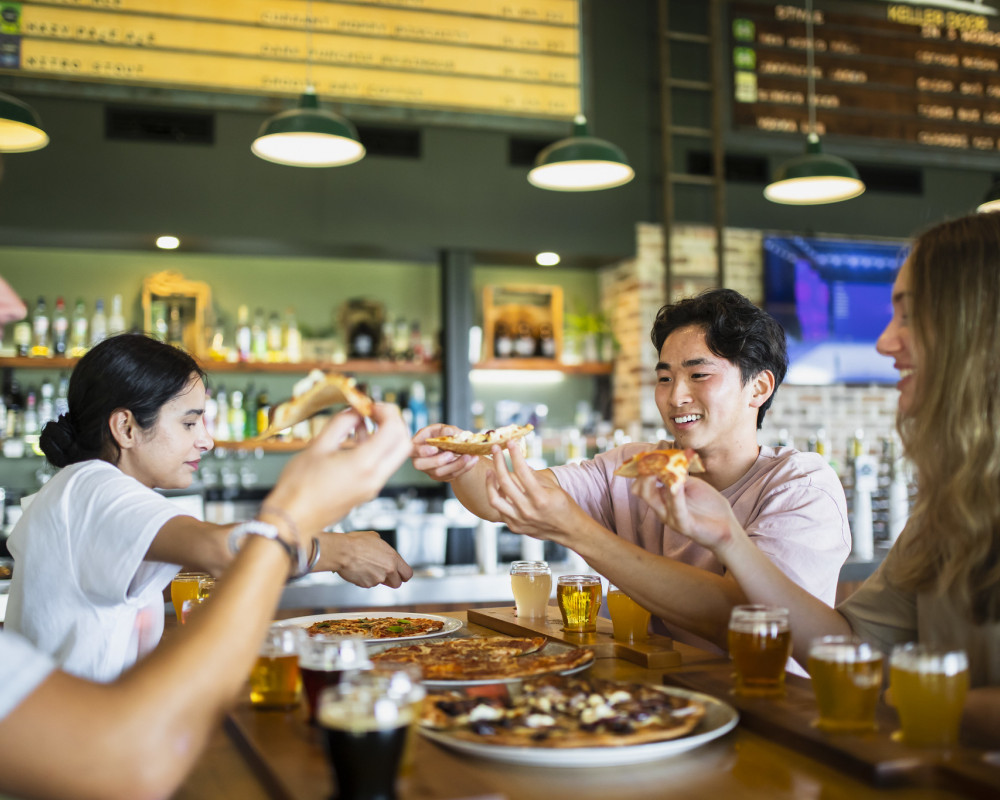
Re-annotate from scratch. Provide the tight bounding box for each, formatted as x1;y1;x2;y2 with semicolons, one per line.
258;369;374;439
370;636;594;681
614;448;704;492
426;424;534;456
421;675;706;748
305;616;445;639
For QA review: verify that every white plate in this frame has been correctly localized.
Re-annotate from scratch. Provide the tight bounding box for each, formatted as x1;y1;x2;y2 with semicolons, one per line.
368;639;595;689
279;612;462;643
419;687;738;767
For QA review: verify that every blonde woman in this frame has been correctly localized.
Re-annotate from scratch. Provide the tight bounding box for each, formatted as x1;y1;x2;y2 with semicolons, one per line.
634;212;1000;744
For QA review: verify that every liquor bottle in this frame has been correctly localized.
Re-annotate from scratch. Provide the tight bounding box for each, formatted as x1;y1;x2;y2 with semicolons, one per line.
378;320;395;360
150;300;168;342
266;312;283;362
108;294;127;335
37;379;55;431
13;320;31;357
90;299;108;347
214;389;231;441
536;322;556;358
203;387;218;439
23;388;39;437
254;388;270;437
167;303;184;347
493;320;513;358
283;308;302;363
408;381;429;435
393;317;409;360
251;308;267;362
243;384;257;439
514;320;535;357
54;372;69;419
229;390;246;442
235;305;251;363
30;297;50;358
409;321;424;362
349;318;376;359
51;297;68;356
69;298;88;357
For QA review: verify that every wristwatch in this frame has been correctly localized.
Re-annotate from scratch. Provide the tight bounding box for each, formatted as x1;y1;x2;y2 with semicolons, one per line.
227;520;308;579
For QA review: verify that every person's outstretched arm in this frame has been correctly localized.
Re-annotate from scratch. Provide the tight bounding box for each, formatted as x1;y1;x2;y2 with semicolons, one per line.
0;404;412;800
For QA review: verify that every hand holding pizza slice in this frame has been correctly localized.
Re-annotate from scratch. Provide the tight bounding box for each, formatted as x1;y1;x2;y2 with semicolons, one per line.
614;448;705;494
257;369;374;440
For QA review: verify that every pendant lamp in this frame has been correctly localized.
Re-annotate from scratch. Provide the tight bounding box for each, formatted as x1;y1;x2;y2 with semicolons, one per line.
528;114;634;191
251;0;364;168
764;0;864;205
977;179;1000;213
0;92;49;153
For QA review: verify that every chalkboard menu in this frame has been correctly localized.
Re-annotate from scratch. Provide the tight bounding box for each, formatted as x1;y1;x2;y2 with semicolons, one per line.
730;0;1000;153
0;0;580;121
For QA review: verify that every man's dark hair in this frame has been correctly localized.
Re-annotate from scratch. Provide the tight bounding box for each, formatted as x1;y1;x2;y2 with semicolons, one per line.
650;288;787;428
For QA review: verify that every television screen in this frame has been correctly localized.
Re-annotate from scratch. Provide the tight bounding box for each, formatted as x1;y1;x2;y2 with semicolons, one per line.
763;235;909;385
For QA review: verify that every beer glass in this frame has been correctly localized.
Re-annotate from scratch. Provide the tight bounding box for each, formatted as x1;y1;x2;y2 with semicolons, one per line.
298;633;371;725
318;665;426;800
808;635;883;732
510;560;552;619
249;624;301;709
557;574;602;633
727;605;792;695
607;583;651;643
169;571;208;620
890;643;969;747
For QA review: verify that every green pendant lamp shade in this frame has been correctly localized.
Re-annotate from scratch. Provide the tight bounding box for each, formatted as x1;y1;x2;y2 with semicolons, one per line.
977;179;1000;213
764;133;865;205
251;90;365;168
528;115;634;192
0;92;49;153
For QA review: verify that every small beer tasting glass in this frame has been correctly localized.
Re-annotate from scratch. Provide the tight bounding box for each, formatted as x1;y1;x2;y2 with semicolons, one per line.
318;664;425;800
607;583;651;643
807;635;883;732
556;574;602;633
890;642;969;748
298;632;371;725
249;624;301;710
727;604;792;696
509;560;552;619
169;571;209;621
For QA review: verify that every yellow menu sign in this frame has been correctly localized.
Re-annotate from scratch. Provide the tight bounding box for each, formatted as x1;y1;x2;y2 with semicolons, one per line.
0;0;581;120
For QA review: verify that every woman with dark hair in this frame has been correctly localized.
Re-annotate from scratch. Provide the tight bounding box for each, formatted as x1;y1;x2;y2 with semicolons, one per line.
6;334;412;682
639;212;1000;743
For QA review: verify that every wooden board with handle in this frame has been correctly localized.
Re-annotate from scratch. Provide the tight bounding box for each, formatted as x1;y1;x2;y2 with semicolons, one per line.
467;606;682;668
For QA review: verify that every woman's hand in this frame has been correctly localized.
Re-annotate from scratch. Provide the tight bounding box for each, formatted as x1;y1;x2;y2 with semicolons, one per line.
410;424;479;483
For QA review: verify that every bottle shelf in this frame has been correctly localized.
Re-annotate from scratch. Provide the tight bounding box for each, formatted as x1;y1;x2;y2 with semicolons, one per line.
214;439;306;453
473;359;613;375
0;356;441;375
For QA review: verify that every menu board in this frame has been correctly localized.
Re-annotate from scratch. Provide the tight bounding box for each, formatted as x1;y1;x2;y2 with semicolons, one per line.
0;0;581;121
730;0;1000;152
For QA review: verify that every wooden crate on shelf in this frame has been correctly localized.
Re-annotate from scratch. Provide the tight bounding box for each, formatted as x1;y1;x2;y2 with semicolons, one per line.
482;284;563;362
141;271;211;357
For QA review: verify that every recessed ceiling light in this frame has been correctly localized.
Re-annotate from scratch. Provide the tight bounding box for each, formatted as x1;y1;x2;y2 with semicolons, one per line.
536;252;560;267
156;235;180;250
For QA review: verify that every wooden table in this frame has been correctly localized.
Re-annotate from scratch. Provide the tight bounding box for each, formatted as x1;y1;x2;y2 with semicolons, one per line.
172;611;991;800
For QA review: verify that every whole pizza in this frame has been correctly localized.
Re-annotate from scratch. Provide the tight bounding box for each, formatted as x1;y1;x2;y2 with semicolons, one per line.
422;675;706;748
305;616;445;639
370;636;594;681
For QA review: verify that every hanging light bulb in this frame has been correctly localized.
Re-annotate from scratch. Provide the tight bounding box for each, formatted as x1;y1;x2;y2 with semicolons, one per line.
764;0;864;205
528;115;634;191
0;92;49;153
251;1;364;168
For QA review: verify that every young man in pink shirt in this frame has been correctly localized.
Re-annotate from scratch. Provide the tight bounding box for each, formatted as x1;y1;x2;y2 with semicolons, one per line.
412;289;850;655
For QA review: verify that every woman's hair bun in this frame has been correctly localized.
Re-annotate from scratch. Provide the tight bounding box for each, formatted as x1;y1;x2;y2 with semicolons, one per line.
39;414;79;469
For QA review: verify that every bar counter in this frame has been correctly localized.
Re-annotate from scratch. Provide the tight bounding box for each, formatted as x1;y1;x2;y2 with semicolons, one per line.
169;610;992;800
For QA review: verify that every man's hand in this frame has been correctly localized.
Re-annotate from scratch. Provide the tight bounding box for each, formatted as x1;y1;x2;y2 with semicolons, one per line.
631;475;742;553
410;424;479;483
322;530;413;589
483;440;584;546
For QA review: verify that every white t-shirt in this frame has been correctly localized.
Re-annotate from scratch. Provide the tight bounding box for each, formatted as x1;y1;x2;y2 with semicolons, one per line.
5;460;183;682
0;630;55;721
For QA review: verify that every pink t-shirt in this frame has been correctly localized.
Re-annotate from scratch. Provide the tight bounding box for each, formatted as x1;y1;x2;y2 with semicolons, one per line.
551;443;851;653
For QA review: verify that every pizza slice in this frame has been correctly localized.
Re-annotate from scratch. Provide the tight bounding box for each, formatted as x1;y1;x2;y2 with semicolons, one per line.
257;369;374;439
614;448;705;492
426;423;534;456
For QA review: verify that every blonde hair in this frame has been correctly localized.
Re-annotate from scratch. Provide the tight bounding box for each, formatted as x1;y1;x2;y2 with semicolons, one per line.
889;212;1000;623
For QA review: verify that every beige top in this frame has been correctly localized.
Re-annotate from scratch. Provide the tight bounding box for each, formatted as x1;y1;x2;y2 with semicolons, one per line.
837;535;1000;688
